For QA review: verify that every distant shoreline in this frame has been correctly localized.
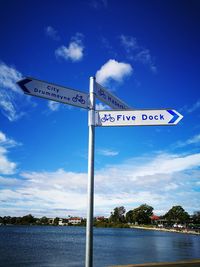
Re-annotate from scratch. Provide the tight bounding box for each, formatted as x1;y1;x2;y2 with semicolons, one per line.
1;224;200;235
130;226;200;235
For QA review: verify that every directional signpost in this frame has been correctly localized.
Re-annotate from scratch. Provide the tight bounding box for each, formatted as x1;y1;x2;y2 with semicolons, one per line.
17;77;88;109
96;109;183;127
95;82;131;110
17;75;183;267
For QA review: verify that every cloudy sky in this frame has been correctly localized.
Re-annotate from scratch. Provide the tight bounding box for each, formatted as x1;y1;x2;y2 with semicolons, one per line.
0;0;200;218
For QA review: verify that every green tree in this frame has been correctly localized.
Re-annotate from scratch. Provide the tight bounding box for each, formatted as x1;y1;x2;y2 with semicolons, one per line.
53;217;60;225
16;217;22;224
164;205;190;224
110;206;126;223
192;211;200;225
3;216;12;224
10;217;17;224
126;210;134;223
40;216;49;225
21;214;36;225
127;204;153;224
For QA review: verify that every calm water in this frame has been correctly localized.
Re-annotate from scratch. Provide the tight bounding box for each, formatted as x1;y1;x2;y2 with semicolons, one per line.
0;226;199;267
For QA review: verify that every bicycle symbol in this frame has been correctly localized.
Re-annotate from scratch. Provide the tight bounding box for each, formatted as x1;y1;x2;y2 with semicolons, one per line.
98;89;106;99
72;94;85;104
101;114;115;122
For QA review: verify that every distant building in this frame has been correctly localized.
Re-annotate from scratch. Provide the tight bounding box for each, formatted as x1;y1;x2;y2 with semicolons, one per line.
150;215;169;227
150;214;160;224
58;218;68;226
96;216;105;222
68;217;82;225
48;218;54;225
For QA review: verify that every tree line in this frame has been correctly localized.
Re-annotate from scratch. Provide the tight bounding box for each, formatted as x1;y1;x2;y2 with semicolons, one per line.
96;204;200;228
0;214;58;226
1;204;200;227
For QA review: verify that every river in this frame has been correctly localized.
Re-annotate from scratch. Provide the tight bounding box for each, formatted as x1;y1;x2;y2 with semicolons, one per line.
0;226;199;266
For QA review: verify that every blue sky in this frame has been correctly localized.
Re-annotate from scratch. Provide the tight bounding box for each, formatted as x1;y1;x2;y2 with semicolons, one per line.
0;0;200;218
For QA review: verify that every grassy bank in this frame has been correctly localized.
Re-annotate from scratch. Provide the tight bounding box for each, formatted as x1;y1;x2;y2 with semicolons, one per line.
130;225;200;235
94;221;130;228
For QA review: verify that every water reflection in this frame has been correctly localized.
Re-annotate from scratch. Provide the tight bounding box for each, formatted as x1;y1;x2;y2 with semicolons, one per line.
0;226;199;267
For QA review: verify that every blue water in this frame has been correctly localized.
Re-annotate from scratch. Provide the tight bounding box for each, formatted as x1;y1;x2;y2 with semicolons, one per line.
0;226;199;267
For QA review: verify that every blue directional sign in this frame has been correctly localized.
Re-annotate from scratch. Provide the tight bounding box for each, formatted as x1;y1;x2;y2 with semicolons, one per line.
17;77;88;109
96;109;183;126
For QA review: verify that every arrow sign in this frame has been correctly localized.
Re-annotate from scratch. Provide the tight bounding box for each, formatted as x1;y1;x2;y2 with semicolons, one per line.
96;109;183;127
17;77;88;109
95;82;131;110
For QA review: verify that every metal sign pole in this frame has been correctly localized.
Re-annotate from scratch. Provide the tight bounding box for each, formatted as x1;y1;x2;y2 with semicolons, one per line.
85;76;96;267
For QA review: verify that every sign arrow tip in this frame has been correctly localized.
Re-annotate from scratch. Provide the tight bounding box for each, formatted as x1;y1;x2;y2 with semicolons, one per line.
167;109;183;124
17;78;32;94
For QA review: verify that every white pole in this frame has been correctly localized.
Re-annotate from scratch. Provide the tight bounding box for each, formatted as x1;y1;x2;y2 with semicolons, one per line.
85;76;96;267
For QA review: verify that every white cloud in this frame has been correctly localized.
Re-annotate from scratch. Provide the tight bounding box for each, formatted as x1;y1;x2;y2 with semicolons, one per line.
120;35;138;52
0;131;19;175
97;152;200;198
93;153;200;214
0;131;20;147
135;49;157;73
96;59;133;85
120;35;157;73
0;132;6;143
0;147;17;175
48;100;60;111
0;150;200;217
187;134;200;145
55;33;84;62
187;100;200;113
20;168;87;192
45;26;60;41
0;176;21;186
164;183;179;191
9;169;88;216
127;153;200;178
95;103;109;110
0;62;26;121
97;148;119;157
176;133;200;148
55;43;83;61
0;91;23;121
0;62;23;93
